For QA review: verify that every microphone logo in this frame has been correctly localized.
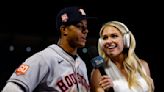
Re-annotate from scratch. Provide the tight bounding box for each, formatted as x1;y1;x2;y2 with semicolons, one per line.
95;59;103;66
91;56;104;68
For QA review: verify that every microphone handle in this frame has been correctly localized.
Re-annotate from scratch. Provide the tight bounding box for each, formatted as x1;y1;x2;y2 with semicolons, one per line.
98;67;114;92
107;87;114;92
98;66;106;75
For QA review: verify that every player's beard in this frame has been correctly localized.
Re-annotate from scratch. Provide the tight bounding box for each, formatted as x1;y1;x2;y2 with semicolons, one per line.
69;37;85;48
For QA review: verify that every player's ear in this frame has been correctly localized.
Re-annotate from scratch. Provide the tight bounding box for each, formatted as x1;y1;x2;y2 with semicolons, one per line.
60;25;68;36
60;25;65;31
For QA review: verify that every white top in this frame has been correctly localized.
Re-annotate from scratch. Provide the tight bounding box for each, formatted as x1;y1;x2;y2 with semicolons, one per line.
105;61;148;92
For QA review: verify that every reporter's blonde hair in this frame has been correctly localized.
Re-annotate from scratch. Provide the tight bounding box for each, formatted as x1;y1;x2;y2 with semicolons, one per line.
98;21;154;92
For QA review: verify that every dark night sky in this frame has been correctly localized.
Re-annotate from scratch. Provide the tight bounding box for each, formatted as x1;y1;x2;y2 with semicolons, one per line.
0;0;163;91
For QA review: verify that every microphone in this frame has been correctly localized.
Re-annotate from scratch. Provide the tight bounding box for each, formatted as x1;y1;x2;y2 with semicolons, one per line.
91;56;114;92
91;56;106;75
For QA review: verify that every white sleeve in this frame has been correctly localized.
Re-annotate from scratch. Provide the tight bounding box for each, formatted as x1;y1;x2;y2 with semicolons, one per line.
2;82;24;92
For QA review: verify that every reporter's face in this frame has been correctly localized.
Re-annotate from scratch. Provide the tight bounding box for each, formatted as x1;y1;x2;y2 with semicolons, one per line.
67;19;88;48
100;26;124;57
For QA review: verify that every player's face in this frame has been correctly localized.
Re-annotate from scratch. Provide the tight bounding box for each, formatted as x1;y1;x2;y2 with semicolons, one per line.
100;26;124;57
67;19;88;48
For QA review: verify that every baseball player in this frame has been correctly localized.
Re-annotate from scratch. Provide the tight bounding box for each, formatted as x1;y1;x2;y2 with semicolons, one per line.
2;6;95;92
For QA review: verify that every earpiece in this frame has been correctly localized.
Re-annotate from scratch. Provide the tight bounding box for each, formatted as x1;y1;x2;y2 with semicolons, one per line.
99;33;130;48
123;32;130;48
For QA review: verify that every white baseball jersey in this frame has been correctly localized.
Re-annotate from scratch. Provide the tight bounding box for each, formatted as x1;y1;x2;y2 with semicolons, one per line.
7;44;90;92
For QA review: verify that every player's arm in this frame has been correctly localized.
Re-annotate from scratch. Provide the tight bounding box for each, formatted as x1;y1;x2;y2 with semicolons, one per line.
2;82;24;92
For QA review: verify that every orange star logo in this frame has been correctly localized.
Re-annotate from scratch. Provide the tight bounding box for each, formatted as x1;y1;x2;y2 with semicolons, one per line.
61;13;68;22
15;64;29;75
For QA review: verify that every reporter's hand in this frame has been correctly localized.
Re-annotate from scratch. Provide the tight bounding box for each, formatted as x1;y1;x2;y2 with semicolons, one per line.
99;75;113;91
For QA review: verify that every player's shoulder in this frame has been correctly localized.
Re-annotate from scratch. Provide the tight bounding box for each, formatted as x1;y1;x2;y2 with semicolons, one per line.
26;44;58;61
38;44;58;55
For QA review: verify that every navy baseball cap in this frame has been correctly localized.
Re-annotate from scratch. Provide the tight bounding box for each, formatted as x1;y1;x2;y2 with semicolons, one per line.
56;6;95;31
